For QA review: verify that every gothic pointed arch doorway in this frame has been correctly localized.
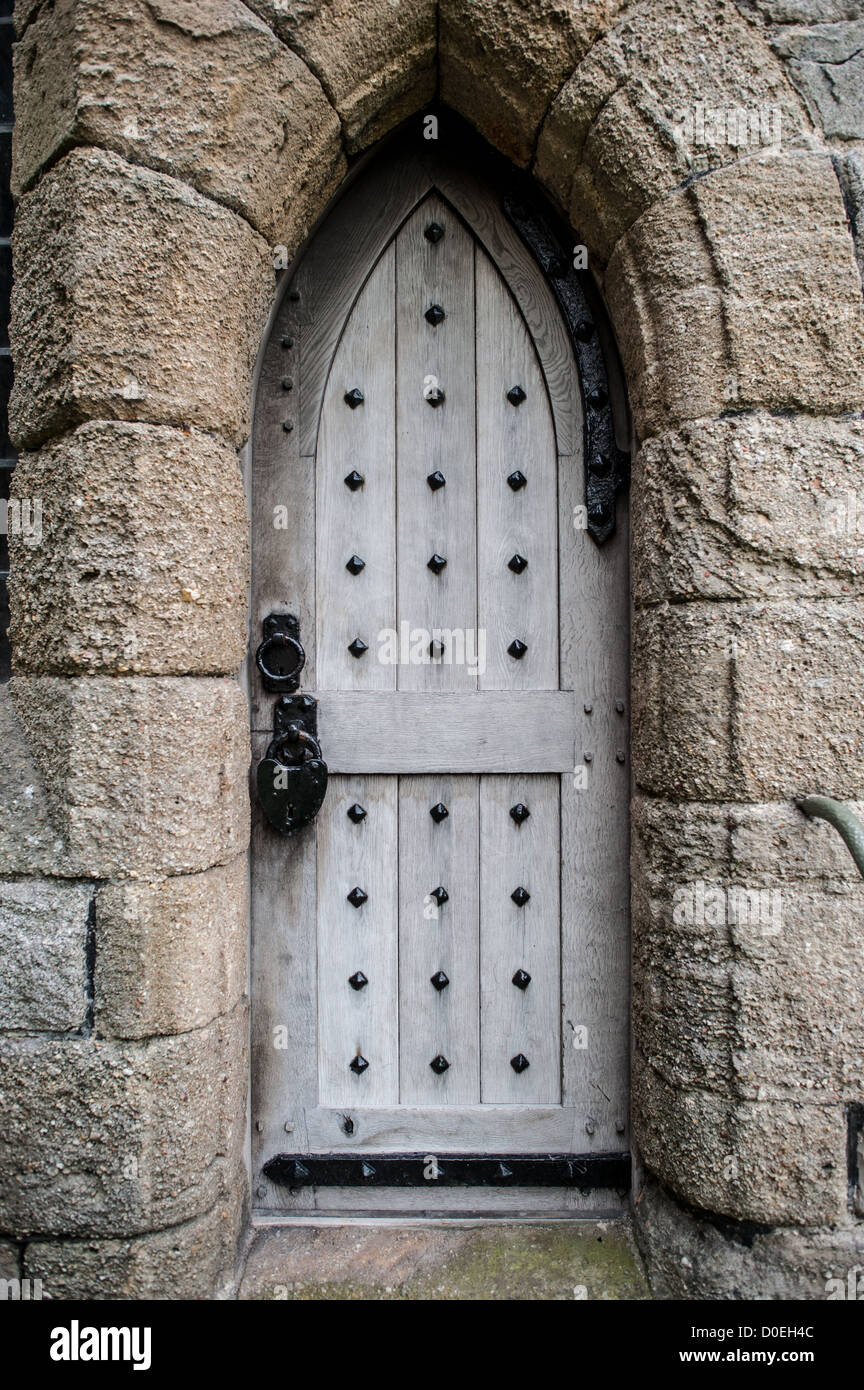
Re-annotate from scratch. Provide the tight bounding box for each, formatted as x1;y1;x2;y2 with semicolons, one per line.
249;125;631;1215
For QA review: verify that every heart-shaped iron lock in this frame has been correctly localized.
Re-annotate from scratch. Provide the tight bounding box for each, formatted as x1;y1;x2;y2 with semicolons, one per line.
257;722;328;835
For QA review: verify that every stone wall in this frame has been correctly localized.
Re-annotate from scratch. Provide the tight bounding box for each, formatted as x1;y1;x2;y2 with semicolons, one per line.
2;0;863;1298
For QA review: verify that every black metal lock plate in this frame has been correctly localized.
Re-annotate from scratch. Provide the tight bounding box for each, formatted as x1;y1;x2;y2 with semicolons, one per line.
255;613;306;692
257;693;328;835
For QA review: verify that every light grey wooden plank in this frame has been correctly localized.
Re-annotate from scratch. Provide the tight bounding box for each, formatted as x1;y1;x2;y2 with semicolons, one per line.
249;293;311;730
398;776;480;1104
480;774;561;1105
295;151;432;455
395;196;477;693
430;157;581;458
317;775;399;1106
475;246;558;690
316;246;396;691
306;691;576;771
304;1104;573;1152
559;436;631;1151
300;1187;624;1215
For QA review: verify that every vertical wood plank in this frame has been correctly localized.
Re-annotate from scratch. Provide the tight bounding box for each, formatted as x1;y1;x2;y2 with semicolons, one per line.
398;775;480;1104
395;196;478;692
317;775;399;1106
316;247;396;690
480;773;561;1104
476;248;558;692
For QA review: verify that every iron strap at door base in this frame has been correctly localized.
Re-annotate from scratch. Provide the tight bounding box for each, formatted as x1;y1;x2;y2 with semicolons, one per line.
262;1152;631;1190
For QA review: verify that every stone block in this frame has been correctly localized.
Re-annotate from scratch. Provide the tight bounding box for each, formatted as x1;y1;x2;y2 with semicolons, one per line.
0;879;91;1031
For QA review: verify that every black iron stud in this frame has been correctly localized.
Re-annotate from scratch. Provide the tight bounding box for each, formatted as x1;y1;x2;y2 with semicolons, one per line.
282;420;294;432
589;453;612;477
586;386;607;410
349;1054;369;1074
430;803;449;823
616;751;626;764
347;886;368;908
360;1162;375;1178
430;1055;450;1074
427;553;447;574
344;388;365;409
507;470;527;491
574;319;594;343
348;971;369;991
344;470;365;491
507;385;527;406
281;377;294;391
424;222;444;243
510;1053;530;1073
347;803;367;823
509;803;530;825
429;639;445;659
508;553;528;574
346;554;366;575
425;304;446;326
281;335;294;349
430;970;450;992
616;700;625;714
498;1162;514;1178
508;639;528;660
511;886;531;907
427;470;446;491
348;637;368;658
426;387;445;407
512;969;532;990
430;886;449;906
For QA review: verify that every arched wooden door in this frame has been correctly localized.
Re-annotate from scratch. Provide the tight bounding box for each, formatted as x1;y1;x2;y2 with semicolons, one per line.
249;136;630;1216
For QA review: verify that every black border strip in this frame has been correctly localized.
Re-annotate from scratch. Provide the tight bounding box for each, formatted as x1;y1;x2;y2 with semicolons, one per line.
263;1151;631;1190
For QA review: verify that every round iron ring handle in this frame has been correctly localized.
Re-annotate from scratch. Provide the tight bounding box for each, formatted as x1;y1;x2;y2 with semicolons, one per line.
267;723;323;766
255;630;306;691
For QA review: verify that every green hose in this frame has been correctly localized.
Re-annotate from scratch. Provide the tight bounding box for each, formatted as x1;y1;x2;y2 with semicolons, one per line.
798;795;864;880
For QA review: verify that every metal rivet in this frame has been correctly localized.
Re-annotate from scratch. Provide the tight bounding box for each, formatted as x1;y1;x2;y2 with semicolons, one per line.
426;386;445;407
575;320;594;342
584;752;593;763
616;751;626;764
360;1161;375;1178
256;1119;264;1132
281;377;294;391
509;803;530;825
348;971;369;991
256;1185;267;1198
425;304;446;326
430;970;450;991
498;1161;514;1178
508;639;528;660
508;553;528;574
344;470;365;490
348;637;368;658
512;969;532;990
511;886;530;907
344;388;364;409
588;501;610;526
281;335;294;349
586;386;607;409
349;1054;369;1074
346;554;365;575
616;700;625;714
507;470;527;491
430;886;449;906
347;886;368;908
427;553;447;574
430;1054;450;1073
347;803;367;823
584;703;593;714
424;222;444;243
589;453;612;476
585;1119;596;1136
282;420;294;432
429;639;446;659
507;385;527;406
427;470;446;491
284;1121;294;1133
616;1121;626;1135
510;1053;530;1073
430;802;449;823
546;255;567;278
288;289;300;301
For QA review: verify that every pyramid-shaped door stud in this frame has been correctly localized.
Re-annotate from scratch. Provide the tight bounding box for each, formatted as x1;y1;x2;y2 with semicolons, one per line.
348;971;369;991
347;886;368;908
349;1054;370;1074
510;1053;530;1073
425;304;446;326
511;886;531;907
430;1054;450;1073
430;803;449;823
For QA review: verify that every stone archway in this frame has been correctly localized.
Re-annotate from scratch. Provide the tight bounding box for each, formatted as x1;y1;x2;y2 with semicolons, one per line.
3;0;863;1298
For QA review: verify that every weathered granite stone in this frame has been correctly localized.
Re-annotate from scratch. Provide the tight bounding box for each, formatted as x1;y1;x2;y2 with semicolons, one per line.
9;422;249;676
0;879;91;1031
770;19;864;138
